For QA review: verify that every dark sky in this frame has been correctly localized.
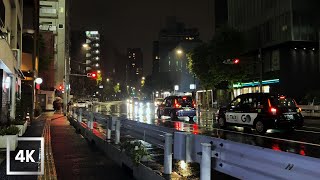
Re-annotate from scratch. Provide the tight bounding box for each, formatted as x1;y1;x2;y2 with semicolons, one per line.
71;0;215;76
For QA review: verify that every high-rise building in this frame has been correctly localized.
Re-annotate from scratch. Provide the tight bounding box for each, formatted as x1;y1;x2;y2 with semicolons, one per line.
127;48;143;87
152;17;201;92
84;31;101;72
227;0;320;99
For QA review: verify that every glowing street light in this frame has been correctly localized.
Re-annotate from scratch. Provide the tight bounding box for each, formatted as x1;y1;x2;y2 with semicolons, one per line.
176;49;183;55
82;43;89;48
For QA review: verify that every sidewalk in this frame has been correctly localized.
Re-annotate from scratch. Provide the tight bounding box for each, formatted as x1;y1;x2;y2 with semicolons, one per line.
50;113;133;180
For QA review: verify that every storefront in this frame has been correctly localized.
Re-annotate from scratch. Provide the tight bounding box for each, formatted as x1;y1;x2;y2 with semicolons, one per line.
233;79;280;97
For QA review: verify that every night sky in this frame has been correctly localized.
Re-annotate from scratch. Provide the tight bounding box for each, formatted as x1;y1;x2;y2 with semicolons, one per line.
71;0;215;76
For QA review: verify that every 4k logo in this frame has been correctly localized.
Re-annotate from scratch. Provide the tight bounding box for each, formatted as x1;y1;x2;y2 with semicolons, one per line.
15;150;36;163
7;137;44;175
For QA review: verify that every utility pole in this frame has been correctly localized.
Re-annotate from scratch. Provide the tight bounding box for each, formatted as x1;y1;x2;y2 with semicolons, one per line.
258;48;263;93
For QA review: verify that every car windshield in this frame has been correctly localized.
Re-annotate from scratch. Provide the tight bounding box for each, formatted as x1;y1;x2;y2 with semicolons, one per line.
269;97;297;108
177;96;193;107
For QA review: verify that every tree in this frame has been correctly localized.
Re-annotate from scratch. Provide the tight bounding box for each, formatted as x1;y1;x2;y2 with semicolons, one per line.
188;26;249;101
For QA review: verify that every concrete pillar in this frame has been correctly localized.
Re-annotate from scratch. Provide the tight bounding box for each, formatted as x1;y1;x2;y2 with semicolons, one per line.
10;75;16;119
164;133;173;174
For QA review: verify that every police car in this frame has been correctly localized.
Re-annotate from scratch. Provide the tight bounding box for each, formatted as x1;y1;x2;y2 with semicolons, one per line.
216;93;304;134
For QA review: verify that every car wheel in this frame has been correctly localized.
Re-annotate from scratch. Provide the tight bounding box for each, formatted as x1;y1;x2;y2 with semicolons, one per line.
157;110;161;119
255;120;266;134
217;117;226;128
170;111;176;120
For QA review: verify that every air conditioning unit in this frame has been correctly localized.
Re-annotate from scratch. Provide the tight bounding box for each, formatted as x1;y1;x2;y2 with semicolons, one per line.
12;49;21;68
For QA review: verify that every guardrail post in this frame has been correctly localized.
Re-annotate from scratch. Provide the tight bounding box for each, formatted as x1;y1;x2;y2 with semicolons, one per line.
164;133;173;175
106;117;112;141
88;112;94;130
186;133;192;162
200;143;211;180
73;108;77;119
78;108;83;123
115;120;120;144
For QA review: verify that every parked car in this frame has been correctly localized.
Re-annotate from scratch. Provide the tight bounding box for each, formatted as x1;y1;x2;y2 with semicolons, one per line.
157;96;196;121
216;93;304;134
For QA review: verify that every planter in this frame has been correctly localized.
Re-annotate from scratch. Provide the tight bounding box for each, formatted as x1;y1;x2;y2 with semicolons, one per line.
0;134;18;151
14;125;24;136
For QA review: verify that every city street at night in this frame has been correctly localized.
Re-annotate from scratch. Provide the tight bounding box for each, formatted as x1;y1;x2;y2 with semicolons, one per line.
1;0;320;179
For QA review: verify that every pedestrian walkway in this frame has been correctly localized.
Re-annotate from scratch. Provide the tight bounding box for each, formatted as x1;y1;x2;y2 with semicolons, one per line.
50;113;133;180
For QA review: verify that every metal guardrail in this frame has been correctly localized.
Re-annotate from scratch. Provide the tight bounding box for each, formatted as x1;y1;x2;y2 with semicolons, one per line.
121;119;176;148
73;108;320;180
299;105;320;117
174;132;320;180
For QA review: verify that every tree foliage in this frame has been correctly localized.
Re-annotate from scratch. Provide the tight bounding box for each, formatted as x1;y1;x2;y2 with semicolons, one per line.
188;26;249;91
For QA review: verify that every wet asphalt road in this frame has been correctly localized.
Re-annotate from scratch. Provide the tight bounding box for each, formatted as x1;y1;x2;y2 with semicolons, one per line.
94;101;320;159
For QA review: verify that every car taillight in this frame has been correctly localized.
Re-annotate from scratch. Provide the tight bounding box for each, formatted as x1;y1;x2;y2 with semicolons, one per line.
297;107;302;113
269;107;277;115
174;99;181;108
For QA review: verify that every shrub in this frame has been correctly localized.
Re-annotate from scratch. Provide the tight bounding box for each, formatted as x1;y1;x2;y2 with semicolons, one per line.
120;140;149;166
10;120;25;125
0;126;20;136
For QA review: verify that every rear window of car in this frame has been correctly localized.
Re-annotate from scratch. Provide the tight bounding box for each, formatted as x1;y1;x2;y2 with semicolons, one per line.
269;96;297;108
177;96;193;107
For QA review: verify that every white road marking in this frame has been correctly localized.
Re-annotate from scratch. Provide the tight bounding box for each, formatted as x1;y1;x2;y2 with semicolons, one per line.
212;127;320;147
295;129;320;134
303;126;320;130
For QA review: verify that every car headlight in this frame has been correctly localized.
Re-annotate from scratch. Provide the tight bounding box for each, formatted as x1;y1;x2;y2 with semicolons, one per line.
135;102;138;105
127;99;130;103
139;102;143;106
146;102;150;106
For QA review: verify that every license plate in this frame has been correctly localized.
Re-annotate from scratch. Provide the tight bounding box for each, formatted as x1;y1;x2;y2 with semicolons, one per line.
285;114;294;120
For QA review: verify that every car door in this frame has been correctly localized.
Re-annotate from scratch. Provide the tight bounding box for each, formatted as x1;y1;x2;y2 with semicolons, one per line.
238;96;259;126
163;97;173;116
225;96;243;124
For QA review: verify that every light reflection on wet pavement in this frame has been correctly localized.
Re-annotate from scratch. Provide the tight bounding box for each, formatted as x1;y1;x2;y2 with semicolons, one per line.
94;101;320;159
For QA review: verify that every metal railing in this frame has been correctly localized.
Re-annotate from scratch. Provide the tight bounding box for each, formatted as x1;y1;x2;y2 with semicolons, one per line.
299;105;320;117
72;108;320;180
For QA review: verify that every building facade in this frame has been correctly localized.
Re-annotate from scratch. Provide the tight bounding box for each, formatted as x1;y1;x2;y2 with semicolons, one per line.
0;0;23;121
39;0;70;109
84;31;101;73
227;0;320;100
152;17;201;93
127;48;143;87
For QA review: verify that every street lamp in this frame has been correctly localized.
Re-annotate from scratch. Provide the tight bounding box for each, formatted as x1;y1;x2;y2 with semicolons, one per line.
176;49;183;55
82;43;89;48
106;78;110;82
